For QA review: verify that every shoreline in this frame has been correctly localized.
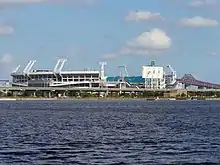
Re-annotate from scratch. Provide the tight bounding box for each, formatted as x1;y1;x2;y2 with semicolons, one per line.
1;97;220;101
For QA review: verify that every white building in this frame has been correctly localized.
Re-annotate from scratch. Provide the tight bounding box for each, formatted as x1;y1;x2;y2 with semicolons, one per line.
11;59;101;88
142;65;166;89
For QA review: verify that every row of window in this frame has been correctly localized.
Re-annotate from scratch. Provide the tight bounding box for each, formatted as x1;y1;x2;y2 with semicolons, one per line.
28;82;100;88
13;77;100;83
12;74;99;80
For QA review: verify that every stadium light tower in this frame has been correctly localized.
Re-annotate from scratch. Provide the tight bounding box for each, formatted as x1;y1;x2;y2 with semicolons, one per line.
118;65;129;89
99;62;107;80
99;62;107;88
118;65;128;78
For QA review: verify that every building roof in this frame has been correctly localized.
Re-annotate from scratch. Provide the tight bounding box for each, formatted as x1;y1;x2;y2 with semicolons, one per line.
107;76;145;83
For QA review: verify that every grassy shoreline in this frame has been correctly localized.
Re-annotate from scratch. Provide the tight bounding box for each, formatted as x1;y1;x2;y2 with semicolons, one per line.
1;96;220;101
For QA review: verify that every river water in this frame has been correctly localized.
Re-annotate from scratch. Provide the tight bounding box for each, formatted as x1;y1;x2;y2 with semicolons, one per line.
0;100;220;164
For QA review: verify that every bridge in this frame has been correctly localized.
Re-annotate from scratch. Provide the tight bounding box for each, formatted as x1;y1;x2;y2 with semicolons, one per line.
0;79;9;82
177;74;220;89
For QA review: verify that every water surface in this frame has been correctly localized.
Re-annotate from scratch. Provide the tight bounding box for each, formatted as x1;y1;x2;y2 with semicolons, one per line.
0;100;220;164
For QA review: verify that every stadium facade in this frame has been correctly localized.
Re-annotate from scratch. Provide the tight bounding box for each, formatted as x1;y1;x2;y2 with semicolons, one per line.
10;59;179;89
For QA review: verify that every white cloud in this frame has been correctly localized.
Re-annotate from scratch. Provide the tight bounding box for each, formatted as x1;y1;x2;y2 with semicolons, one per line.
0;25;14;35
189;0;217;7
125;11;163;22
211;52;220;56
120;28;171;55
179;16;219;27
103;28;171;58
0;54;13;64
0;54;13;78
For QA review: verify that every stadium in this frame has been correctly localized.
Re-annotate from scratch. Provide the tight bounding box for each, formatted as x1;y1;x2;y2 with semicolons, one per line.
10;59;179;89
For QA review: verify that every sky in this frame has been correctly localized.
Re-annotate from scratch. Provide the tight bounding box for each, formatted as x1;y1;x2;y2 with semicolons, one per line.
0;0;220;83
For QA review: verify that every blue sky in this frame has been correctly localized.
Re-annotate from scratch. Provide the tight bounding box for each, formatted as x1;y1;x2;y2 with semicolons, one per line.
0;0;220;83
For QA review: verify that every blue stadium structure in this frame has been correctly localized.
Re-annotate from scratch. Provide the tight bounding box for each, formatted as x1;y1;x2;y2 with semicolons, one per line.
106;76;146;88
107;76;145;84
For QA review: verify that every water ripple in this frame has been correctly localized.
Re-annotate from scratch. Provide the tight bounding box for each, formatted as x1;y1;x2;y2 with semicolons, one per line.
0;100;220;164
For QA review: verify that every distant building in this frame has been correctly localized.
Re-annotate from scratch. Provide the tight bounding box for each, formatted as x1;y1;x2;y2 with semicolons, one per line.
11;59;100;88
142;64;166;89
107;61;170;89
10;59;179;90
